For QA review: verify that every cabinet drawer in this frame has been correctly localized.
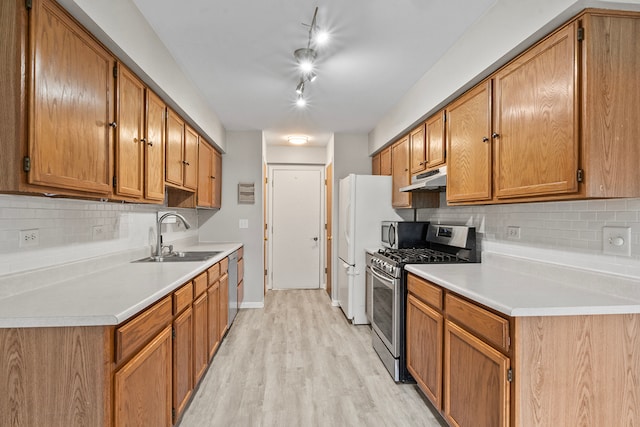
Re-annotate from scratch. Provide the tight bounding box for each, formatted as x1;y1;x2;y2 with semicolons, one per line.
208;263;220;285
115;296;172;364
193;272;207;298
445;294;510;352
173;282;193;315
407;274;442;310
237;247;243;259
220;257;229;274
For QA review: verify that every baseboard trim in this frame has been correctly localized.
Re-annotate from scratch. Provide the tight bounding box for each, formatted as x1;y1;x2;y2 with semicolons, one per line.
239;302;264;309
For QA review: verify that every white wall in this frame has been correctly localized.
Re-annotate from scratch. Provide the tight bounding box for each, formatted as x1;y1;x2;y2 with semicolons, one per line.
198;131;264;307
333;133;371;181
265;146;327;164
369;0;640;153
56;0;226;151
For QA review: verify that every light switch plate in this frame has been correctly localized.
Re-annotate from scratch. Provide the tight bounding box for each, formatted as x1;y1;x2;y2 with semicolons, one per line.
602;226;631;256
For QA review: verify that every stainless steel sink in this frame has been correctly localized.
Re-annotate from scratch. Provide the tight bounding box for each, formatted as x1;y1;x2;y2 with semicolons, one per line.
133;251;222;263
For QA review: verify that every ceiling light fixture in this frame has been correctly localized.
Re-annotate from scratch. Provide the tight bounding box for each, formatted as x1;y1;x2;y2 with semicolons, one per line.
293;7;328;107
288;136;309;145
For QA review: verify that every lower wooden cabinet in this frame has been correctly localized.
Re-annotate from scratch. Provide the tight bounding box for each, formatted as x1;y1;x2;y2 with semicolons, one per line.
443;320;510;427
193;292;209;384
219;271;229;339
173;306;193;423
406;294;443;408
114;326;172;427
207;281;220;359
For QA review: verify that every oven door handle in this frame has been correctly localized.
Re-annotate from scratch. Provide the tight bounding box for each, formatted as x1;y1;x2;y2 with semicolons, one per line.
369;266;395;287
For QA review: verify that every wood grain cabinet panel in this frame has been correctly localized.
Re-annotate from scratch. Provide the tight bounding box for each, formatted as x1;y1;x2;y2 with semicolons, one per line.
425;110;446;169
193;292;208;385
410;123;426;174
208;262;221;285
173;282;193;315
207;281;220;359
198;140;214;207
114;326;172;427
493;22;578;199
407;273;442;310
446;81;492;203
165;108;185;187
28;0;114;195
219;271;229;339
380;147;392;176
193;272;208;298
144;90;166;201
183;125;199;191
173;306;193;424
444;320;510;427
115;64;145;199
212;147;222;208
372;153;381;175
391;136;412;208
407;294;444;409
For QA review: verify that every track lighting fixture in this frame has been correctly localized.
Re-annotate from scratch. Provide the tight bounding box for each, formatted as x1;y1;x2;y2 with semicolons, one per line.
293;7;328;107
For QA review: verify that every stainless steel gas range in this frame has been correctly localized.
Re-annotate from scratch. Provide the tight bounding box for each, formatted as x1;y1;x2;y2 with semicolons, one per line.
367;223;479;382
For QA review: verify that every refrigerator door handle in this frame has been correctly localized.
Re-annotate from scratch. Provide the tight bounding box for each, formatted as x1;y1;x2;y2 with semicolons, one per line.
345;202;351;248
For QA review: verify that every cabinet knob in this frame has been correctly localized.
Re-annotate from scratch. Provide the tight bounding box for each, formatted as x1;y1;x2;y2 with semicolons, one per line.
140;138;146;144
109;122;117;128
482;137;489;143
492;132;500;139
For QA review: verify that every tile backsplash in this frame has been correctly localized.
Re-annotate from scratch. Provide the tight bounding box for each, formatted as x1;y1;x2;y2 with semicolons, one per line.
0;194;197;276
417;194;640;278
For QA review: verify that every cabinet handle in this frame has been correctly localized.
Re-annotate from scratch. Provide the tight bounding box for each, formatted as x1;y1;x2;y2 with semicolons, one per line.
492;132;500;139
140;138;146;144
210;176;216;179
109;122;117;128
183;161;190;166
482;136;489;143
147;140;153;147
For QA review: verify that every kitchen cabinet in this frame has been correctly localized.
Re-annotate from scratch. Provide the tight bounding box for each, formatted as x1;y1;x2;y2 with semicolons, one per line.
425;110;446;170
173;304;193;424
25;0;115;196
409;123;426;174
144;90;167;201
372;153;381;175
380;147;392;176
391;135;411;208
493;22;578;199
114;64;145;199
207;282;220;359
184;125;199;191
446;81;492;203
114;326;172;427
193;292;209;385
198;140;222;208
165;108;186;187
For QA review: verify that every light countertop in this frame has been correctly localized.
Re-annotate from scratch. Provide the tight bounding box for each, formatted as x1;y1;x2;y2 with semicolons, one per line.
0;242;241;328
405;253;640;317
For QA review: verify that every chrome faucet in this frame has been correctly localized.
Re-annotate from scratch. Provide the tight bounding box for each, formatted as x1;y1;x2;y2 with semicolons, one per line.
156;213;191;258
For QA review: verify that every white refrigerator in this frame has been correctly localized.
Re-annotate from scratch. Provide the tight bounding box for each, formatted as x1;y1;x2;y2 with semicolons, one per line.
337;174;402;324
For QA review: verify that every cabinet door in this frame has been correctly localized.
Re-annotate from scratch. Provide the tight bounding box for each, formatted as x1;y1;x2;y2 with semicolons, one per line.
219;272;229;340
212;149;222;208
406;294;443;409
115;64;145;198
426;110;446;169
29;0;114;194
145;91;166;201
372;153;381;175
493;22;578;199
410;124;426;174
207;281;220;359
173;307;193;423
165;109;184;186
197;141;213;207
183;126;199;190
193;293;208;385
446;81;492;203
444;320;510;427
380;147;392;176
114;326;172;427
391;136;412;208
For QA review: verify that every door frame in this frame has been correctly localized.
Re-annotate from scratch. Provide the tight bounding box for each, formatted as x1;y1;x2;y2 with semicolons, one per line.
266;164;326;290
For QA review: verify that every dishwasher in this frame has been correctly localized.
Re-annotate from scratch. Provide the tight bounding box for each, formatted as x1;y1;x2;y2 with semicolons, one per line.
228;251;238;325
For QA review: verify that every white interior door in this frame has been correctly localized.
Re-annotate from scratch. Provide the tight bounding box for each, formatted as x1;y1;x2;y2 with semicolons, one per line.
269;166;323;289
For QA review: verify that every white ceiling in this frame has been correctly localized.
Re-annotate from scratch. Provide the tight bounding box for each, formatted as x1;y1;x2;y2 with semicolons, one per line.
131;0;496;146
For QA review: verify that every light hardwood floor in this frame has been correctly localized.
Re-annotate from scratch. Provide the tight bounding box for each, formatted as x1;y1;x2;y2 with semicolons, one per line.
179;289;446;427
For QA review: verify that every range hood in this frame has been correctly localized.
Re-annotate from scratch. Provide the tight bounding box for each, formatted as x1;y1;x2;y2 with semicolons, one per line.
399;166;447;192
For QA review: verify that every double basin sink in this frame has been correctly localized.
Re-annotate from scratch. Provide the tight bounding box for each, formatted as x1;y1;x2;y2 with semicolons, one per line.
134;250;222;263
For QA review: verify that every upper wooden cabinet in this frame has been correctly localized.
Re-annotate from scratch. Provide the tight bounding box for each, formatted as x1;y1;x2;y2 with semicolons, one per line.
493;22;578;199
166;109;185;187
197;140;222;208
371;153;381;175
425;110;446;170
183;125;199;191
380;146;392;176
391;136;412;208
145;91;166;201
27;0;115;196
409;123;426;174
446;81;493;203
115;64;145;199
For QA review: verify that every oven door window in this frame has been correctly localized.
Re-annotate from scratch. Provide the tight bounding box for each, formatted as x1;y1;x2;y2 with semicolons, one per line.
371;271;398;356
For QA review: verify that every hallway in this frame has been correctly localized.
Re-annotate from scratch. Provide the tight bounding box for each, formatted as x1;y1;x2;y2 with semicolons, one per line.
179;290;445;426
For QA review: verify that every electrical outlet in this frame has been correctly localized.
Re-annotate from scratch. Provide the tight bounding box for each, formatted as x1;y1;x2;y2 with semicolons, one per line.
506;226;521;240
19;229;39;247
603;226;631;256
92;225;105;241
